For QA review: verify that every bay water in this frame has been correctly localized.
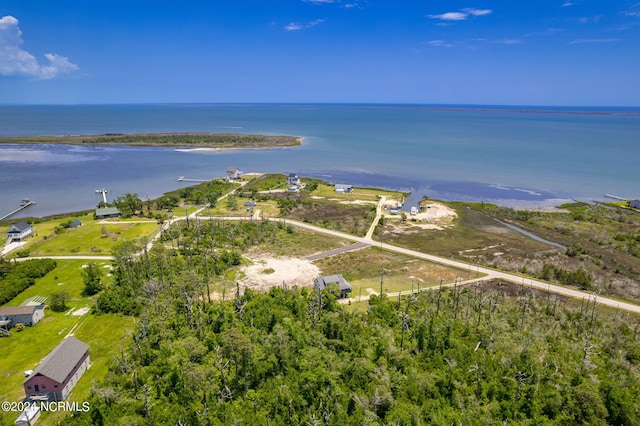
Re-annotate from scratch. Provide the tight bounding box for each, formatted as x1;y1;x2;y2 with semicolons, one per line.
1;104;638;219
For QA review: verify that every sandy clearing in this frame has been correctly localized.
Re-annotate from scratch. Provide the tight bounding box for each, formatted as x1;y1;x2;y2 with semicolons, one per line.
238;257;320;291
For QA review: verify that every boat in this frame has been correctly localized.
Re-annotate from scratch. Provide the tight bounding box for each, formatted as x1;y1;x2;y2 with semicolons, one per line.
20;198;33;206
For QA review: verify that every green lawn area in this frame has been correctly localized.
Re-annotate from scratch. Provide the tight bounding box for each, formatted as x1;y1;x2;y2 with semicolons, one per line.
0;259;135;425
202;196;280;218
311;183;405;202
30;219;159;256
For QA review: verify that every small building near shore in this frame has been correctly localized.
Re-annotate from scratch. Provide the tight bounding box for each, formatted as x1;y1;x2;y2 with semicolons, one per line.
0;305;45;328
286;173;301;186
314;274;353;298
226;167;243;181
68;219;82;228
7;221;33;242
630;200;640;209
95;207;120;219
334;184;353;194
24;337;90;402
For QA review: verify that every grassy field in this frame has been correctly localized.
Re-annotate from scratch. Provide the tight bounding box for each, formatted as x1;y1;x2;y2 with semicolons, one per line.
312;183;405;202
29;217;158;257
378;202;554;259
0;259;135;425
313;247;471;296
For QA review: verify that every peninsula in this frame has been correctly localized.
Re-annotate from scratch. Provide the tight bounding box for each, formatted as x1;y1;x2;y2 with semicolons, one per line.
0;132;302;149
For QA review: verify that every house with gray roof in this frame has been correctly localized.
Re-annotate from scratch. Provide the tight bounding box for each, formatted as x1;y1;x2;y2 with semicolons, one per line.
630;200;640;209
226;167;243;180
334;184;353;194
24;337;90;401
7;221;33;242
0;305;44;328
95;207;120;219
314;274;353;298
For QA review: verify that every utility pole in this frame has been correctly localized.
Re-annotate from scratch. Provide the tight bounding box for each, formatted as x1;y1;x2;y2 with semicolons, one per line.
379;268;385;297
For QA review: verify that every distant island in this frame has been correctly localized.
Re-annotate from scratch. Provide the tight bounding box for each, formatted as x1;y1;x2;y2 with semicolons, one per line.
0;132;302;149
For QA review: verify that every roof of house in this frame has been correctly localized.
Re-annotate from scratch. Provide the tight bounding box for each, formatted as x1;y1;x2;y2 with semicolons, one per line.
25;337;89;385
95;207;120;216
69;219;82;227
244;201;257;206
0;305;38;316
8;221;32;233
334;184;353;189
288;173;298;177
227;166;241;172
314;274;352;292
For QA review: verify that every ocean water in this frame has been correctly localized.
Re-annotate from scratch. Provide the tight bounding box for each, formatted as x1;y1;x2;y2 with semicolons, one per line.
0;104;639;218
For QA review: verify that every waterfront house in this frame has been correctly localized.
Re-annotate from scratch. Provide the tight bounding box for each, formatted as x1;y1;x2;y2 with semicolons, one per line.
95;207;120;219
314;274;353;298
334;184;353;194
0;305;45;328
226;167;243;180
7;221;33;242
630;200;640;209
244;201;257;207
286;173;301;186
24;337;90;402
68;219;82;228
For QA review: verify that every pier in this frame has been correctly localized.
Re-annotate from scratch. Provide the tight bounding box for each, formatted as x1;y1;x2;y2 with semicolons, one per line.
177;176;209;182
604;194;628;201
0;200;36;222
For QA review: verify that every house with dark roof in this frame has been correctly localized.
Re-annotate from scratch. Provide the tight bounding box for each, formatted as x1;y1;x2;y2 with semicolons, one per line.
314;274;353;298
226;167;243;180
286;173;301;186
68;219;82;228
7;221;33;242
630;200;640;209
334;184;353;194
95;207;120;219
24;337;90;401
0;305;44;328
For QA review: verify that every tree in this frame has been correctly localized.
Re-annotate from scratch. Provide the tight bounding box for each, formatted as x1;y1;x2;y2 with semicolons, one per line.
115;193;143;217
50;291;68;312
82;262;104;296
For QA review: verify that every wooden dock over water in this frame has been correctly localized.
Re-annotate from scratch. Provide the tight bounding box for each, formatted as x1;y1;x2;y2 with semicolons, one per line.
0;200;35;222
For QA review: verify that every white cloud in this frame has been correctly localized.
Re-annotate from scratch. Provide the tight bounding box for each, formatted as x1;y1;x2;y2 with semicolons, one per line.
428;8;492;21
428;12;469;21
494;39;523;45
568;38;619;44
426;40;455;47
284;19;326;31
463;8;492;17
0;15;78;79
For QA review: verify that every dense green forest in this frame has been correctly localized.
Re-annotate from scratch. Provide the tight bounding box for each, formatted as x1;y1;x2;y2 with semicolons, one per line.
0;258;57;305
60;218;640;425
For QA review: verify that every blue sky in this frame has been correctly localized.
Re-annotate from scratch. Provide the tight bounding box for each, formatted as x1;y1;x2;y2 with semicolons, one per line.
1;0;639;105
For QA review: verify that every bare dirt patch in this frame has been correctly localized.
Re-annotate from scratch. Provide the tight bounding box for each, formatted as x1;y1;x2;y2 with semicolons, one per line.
239;257;320;291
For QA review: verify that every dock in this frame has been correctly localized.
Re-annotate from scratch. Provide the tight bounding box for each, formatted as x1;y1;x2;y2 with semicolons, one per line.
604;194;628;201
177;176;209;182
0;200;35;222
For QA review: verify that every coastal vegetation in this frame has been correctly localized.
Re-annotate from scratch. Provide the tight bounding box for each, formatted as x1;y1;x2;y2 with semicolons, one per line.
2;176;640;425
0;132;301;149
378;200;640;302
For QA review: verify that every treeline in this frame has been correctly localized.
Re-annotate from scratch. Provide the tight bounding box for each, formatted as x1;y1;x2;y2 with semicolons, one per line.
66;283;640;425
82;133;300;148
61;217;640;424
0;258;57;305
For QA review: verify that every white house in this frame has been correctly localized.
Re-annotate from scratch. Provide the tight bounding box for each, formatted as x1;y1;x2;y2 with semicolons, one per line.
7;221;33;242
226;167;243;180
286;173;301;186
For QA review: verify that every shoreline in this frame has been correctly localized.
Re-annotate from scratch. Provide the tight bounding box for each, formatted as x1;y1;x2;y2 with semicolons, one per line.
0;132;302;149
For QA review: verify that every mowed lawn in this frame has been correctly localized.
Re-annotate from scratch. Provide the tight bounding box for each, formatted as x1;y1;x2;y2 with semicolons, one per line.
0;260;135;425
32;218;159;256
